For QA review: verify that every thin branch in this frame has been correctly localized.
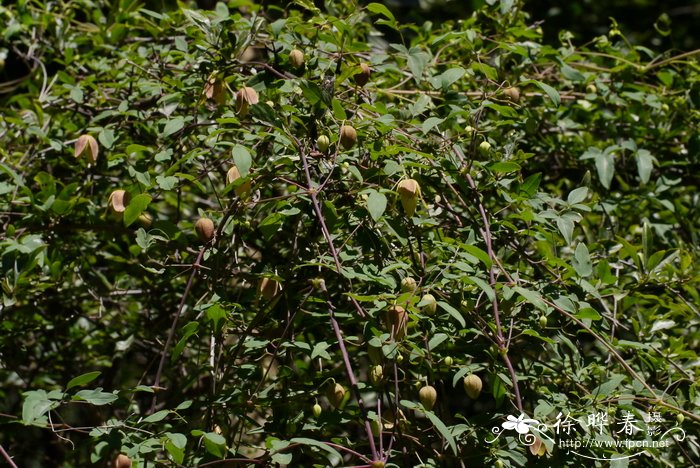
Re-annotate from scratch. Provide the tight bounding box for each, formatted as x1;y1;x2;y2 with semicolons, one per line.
0;444;18;468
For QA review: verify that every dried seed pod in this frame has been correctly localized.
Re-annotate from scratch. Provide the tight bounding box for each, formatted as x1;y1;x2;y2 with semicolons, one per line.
419;385;437;410
312;403;322;418
397;179;421;217
203;75;227;105
108;190;130;219
503;86;520;102
289;49;305;69
369;364;383;386
339;125;357;150
383;305;407;339
114;454;132;468
420;293;437;315
316;134;330;153
195;217;215;242
75;134;99;162
463;374;483;399
235;86;259;117
258;277;280;300
326;382;346;408
354;63;371;86
227;165;252;197
529;435;546;456
400;276;417;293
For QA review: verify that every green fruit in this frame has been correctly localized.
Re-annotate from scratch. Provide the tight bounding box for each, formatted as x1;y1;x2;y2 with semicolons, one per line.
539;315;547;328
401;276;417;293
443;356;453;366
312;403;322;418
369;364;383;386
420;293;437;315
479;140;491;154
316;134;330;153
463;374;483;399
419;385;437;410
370;461;385;468
494;460;504;468
676;413;685;425
326;383;346;408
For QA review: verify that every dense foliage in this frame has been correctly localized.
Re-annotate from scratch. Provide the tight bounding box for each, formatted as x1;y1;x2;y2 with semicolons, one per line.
1;0;699;466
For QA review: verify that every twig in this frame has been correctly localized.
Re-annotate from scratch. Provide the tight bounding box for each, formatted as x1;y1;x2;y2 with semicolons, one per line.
292;134;378;461
150;247;207;413
0;444;17;468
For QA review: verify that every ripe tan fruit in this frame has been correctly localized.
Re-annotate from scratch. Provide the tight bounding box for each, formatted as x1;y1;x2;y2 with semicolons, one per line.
400;276;417;293
289;49;305;69
114;454;132;468
419;385;437;410
397;179;421;217
108;190;130;219
463;374;483;399
258;277;280;300
339;125;357;150
235;86;259;117
503;86;520;102
354;63;371;86
316;134;330;153
326;382;346;408
227;165;251;197
195;217;215;242
420;293;437;315
75;134;99;162
383;305;407;339
369;364;383;386
203;75;227;105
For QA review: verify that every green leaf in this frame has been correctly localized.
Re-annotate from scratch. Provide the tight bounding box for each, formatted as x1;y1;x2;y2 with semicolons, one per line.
488;161;521;173
289;437;342;462
635;149;654;183
366;190;387;221
162;117;185;137
591;374;625;398
424;411;457;455
156;175;178;190
532;80;560;107
232;145;252;177
123;194;152;227
512;286;548;311
567;187;588;205
66;371;101;391
366;2;395;21
407;47;430;82
73;388;118;405
142;409;170;423
572;242;592;277
438;301;465;327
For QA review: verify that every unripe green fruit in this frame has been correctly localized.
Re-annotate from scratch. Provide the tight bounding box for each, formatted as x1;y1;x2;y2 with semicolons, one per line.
444;356;453;366
370;461;385;468
401;276;417;293
316;134;330;153
370;418;381;436
465;125;475;135
369;364;383;386
586;83;597;94
539;315;547;328
312;403;322;418
289;49;305;69
676;413;685;425
137;213;153;229
420;293;437;315
326;383;346;408
494;460;504;468
339;125;357;150
463;374;483;399
419;385;437;410
195;217;215;242
479;140;491;154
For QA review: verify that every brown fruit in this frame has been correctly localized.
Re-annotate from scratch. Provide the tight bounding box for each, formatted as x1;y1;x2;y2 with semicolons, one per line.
420;293;437;315
289;49;305;69
397;179;421;217
419;385;437;410
339;125;357;150
504;86;520;102
137;213;153;229
463;374;483;399
227;165;252;197
75;134;99;162
326;382;346;408
195;217;215;242
114;454;132;468
108;190;130;218
258;277;280;300
203;75;227;105
383;305;407;339
354;63;371;86
235;86;259;117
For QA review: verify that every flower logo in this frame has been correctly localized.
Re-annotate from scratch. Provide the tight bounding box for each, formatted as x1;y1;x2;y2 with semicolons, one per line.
502;414;540;434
